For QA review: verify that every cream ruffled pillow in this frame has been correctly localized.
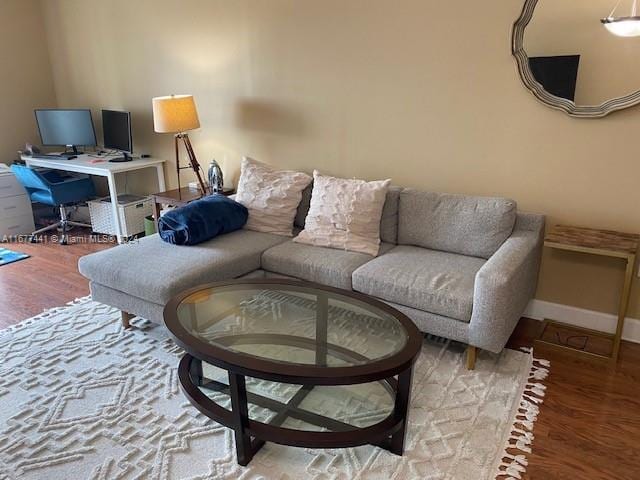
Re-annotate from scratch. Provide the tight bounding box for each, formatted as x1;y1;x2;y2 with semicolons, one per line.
293;171;391;256
235;157;312;236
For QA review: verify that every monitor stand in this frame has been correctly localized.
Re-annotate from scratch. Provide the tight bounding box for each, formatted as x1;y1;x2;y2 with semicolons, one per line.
62;145;83;157
108;151;133;163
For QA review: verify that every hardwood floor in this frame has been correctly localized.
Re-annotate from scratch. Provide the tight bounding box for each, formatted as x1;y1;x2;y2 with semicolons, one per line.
1;235;639;479
0;231;114;329
507;323;640;480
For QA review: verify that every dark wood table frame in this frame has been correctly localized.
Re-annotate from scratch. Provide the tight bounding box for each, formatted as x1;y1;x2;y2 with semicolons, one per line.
165;279;422;466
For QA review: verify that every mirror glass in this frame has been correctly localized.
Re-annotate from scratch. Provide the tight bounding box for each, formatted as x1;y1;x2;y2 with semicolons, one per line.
524;0;640;105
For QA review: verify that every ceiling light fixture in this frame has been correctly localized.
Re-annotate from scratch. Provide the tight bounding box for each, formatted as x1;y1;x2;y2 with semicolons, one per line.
602;0;640;37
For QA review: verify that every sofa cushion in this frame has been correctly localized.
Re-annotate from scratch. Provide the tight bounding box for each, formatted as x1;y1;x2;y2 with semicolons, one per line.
262;240;394;290
379;186;402;244
352;245;486;322
398;189;516;259
78;230;289;305
294;185;402;245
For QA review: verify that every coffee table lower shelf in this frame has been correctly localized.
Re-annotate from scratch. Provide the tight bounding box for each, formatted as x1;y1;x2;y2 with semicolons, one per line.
178;354;413;466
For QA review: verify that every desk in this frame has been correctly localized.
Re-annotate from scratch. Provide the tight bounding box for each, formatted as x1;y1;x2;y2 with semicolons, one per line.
21;154;166;243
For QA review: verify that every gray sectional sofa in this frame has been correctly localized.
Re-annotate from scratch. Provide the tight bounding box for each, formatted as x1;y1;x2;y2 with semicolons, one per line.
78;186;544;369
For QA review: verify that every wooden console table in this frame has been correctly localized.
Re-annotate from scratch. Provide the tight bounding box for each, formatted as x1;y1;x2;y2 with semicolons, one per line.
536;225;639;364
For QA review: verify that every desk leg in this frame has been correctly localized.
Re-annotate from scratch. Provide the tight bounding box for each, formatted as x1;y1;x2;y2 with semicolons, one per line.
156;163;166;192
107;172;124;244
612;254;635;362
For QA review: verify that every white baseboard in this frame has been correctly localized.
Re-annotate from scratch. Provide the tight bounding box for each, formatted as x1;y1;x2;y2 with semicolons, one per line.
524;299;640;344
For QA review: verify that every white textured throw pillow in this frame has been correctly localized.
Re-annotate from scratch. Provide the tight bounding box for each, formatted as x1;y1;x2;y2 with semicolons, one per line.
293;171;391;256
235;157;312;236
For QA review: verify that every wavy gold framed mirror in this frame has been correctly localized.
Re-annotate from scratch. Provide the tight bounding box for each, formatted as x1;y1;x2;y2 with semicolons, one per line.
512;0;640;118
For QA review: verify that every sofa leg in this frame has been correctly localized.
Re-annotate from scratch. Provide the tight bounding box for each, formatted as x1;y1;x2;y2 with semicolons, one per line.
466;345;477;370
121;311;134;329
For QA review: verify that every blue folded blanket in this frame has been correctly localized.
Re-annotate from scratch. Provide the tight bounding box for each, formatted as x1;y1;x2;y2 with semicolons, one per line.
158;195;248;245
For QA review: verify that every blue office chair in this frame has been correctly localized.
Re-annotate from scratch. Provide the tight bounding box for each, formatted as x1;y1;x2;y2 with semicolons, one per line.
11;164;96;245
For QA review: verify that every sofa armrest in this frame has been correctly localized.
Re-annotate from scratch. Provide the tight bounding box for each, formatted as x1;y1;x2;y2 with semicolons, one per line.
469;213;545;353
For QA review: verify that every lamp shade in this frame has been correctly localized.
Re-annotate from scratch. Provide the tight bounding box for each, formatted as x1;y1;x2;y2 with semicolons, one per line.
152;94;200;133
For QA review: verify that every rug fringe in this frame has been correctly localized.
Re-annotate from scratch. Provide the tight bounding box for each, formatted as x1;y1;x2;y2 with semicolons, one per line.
495;352;550;480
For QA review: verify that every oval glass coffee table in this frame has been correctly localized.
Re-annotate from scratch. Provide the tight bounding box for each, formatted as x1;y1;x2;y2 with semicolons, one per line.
164;279;422;466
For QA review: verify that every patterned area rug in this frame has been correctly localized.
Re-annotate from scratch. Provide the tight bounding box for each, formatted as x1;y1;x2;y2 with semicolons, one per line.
0;298;548;480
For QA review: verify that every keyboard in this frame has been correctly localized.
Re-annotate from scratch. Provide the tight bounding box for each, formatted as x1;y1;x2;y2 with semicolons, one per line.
31;154;76;160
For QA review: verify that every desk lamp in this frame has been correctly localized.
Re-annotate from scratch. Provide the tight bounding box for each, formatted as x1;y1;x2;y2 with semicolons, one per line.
152;94;207;196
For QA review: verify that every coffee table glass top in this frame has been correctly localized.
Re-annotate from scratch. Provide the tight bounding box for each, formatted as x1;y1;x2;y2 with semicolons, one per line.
174;281;410;368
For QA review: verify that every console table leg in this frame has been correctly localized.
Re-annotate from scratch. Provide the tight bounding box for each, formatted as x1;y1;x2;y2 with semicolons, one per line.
612;254;635;363
389;367;413;455
229;372;253;466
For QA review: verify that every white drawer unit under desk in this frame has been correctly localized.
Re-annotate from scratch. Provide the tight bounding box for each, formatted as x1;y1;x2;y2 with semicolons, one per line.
0;165;35;238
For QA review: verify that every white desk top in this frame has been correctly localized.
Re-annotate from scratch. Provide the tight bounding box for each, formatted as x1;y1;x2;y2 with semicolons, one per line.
21;153;165;177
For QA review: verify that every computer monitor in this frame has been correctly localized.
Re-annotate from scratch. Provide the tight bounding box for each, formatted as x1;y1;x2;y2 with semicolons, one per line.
102;110;133;161
34;109;97;156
